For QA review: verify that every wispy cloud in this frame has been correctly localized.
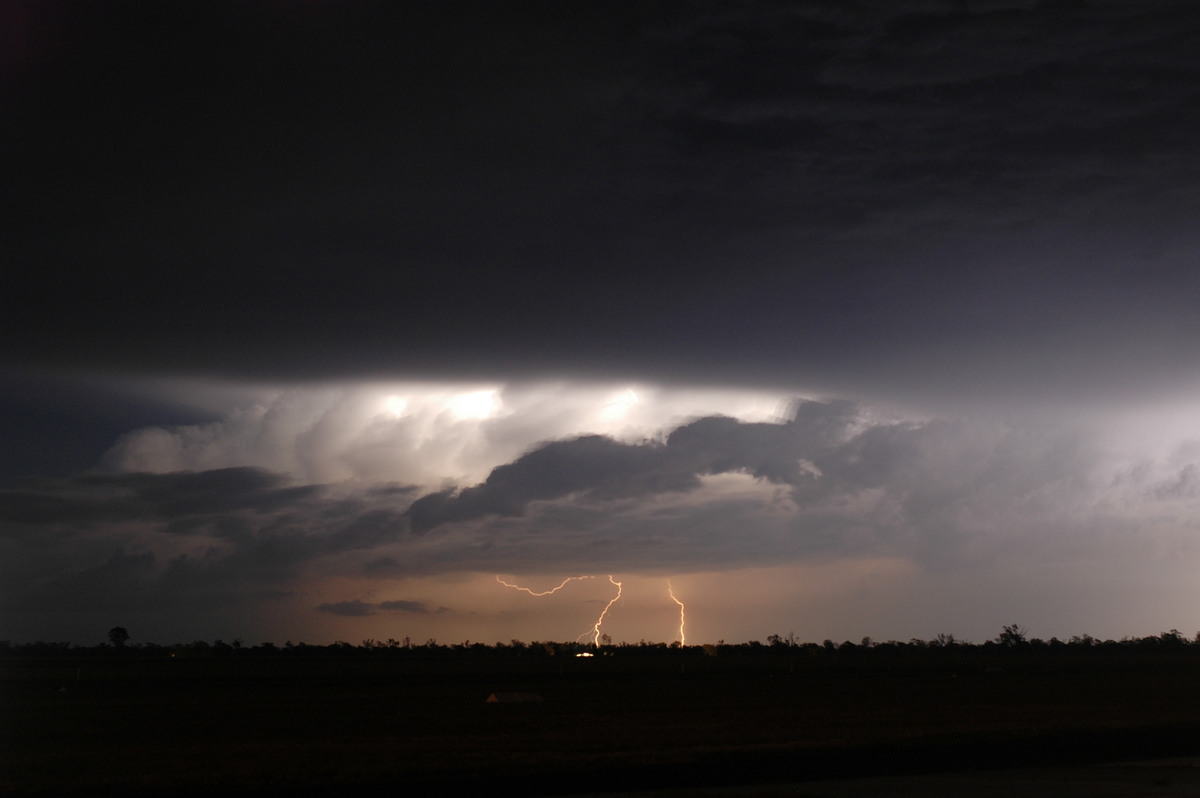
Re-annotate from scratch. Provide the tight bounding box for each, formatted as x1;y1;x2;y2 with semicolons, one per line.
317;600;376;617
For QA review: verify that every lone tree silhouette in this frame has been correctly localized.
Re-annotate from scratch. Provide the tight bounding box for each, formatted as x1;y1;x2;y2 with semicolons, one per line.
998;624;1027;647
108;627;130;648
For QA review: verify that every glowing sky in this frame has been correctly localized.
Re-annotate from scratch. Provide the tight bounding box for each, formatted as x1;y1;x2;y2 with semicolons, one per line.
7;378;1200;646
4;1;1200;645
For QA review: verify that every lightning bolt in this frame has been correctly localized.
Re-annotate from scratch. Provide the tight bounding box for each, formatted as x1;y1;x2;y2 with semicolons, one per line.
578;575;623;647
497;574;617;643
495;574;595;596
499;574;687;646
667;580;686;646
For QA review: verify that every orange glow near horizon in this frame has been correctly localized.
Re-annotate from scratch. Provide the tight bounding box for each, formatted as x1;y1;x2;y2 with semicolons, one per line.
580;575;624;647
496;574;697;645
495;574;596;596
495;573;623;644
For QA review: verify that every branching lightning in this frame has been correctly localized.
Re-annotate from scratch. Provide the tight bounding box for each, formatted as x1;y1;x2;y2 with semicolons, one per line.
498;574;688;645
495;574;595;596
578;575;623;647
668;580;686;646
496;574;617;644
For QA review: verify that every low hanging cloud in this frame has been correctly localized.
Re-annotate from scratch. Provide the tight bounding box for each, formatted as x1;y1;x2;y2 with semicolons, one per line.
316;599;376;617
5;391;1200;642
405;399;866;533
378;599;445;614
316;599;446;617
98;381;793;488
399;399;1200;575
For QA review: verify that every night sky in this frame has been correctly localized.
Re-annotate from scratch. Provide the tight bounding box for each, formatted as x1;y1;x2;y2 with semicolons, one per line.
5;0;1200;646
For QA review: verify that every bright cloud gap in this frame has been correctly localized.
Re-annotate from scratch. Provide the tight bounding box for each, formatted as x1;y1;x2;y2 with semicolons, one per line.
7;377;1200;646
101;379;804;487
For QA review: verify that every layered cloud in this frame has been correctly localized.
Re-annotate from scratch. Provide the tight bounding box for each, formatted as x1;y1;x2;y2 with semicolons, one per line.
317;599;445;617
7;1;1200;647
100;381;794;486
406;399;858;534
9;2;1200;408
6;380;1200;643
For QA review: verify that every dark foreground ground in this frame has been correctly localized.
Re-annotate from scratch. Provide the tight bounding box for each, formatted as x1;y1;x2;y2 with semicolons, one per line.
575;759;1200;798
6;650;1200;795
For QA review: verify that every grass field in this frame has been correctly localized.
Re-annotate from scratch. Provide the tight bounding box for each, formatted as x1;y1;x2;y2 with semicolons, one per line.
6;650;1200;795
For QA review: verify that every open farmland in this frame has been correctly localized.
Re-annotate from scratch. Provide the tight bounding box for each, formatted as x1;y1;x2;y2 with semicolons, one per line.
6;645;1200;795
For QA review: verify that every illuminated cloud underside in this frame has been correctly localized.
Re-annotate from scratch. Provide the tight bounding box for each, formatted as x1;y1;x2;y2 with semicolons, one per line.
6;378;1200;645
102;380;799;486
7;2;1200;650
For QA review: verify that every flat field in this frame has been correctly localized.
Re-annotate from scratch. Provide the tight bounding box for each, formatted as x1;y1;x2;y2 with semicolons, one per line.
5;650;1200;795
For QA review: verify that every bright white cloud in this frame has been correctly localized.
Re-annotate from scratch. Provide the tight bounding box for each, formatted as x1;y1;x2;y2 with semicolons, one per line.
11;376;1200;645
101;379;801;487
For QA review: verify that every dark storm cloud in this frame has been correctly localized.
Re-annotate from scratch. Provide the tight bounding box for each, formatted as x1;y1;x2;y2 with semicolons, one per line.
379;600;446;615
399;397;1178;574
0;468;319;528
4;398;1196;582
407;399;857;533
317;600;376;618
0;465;416;621
24;548;158;614
6;0;1200;644
406;436;694;534
1150;463;1200;501
6;389;1200;642
4;1;1199;401
0;399;902;617
317;598;445;617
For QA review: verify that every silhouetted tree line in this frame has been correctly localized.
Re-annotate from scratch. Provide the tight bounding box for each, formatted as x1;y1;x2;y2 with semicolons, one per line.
4;626;1200;659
